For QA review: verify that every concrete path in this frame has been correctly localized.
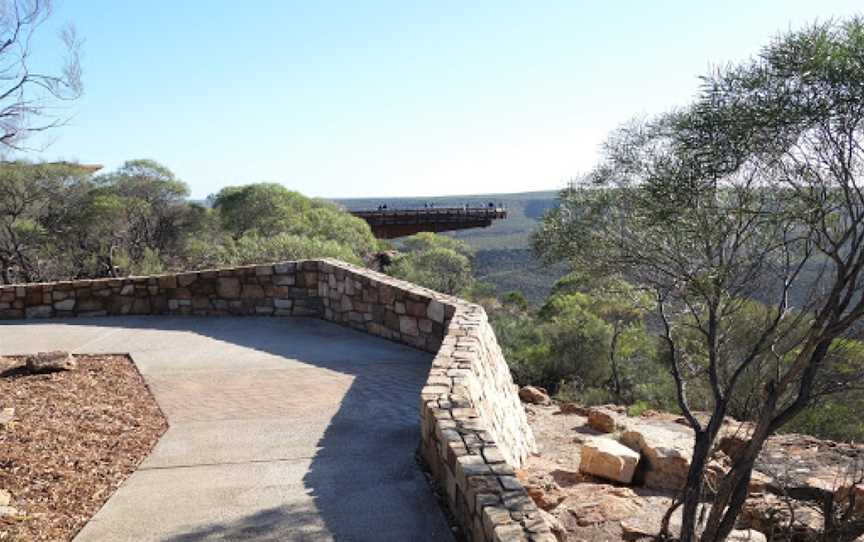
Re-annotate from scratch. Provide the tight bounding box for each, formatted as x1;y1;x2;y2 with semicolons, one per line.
0;317;453;542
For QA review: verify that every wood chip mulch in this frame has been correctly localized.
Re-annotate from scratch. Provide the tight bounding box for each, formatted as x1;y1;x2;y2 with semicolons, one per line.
0;354;167;542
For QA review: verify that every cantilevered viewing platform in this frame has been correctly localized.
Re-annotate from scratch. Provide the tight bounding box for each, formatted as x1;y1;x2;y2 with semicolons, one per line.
350;207;507;238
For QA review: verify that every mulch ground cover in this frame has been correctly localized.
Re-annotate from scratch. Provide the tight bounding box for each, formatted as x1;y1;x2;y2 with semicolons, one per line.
0;354;167;541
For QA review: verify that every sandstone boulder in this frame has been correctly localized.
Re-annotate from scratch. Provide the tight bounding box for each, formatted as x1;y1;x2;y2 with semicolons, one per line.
585;406;624;433
0;489;10;506
26;351;76;374
620;424;692;491
579;437;640;484
519;386;551;405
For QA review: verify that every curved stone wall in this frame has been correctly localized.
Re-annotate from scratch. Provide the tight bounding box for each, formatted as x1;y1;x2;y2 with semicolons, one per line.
0;259;549;541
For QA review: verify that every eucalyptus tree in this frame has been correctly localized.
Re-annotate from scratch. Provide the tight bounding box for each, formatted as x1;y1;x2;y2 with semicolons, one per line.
94;159;191;272
0;0;82;148
210;182;379;260
0;162;92;284
535;18;864;542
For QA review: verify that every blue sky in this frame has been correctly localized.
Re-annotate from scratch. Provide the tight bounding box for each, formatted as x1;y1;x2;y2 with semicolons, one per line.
18;1;864;199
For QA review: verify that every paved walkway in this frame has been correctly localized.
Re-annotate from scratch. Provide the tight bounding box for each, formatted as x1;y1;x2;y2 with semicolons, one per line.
0;317;452;541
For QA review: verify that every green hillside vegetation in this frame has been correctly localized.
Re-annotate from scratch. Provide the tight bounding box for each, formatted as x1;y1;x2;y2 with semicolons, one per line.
492;268;864;443
0;160;379;283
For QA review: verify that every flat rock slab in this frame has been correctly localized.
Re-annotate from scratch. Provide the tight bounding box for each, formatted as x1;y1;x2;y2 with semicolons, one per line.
0;316;452;541
579;437;640;484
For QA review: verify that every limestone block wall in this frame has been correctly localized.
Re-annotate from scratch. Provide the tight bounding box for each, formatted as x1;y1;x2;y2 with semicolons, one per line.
0;258;547;541
0;261;323;319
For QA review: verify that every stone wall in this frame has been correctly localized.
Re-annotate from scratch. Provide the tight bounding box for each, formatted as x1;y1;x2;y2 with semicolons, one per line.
0;259;549;541
0;261;323;320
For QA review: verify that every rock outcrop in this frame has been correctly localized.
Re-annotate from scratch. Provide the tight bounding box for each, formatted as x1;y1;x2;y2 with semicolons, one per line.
527;401;864;541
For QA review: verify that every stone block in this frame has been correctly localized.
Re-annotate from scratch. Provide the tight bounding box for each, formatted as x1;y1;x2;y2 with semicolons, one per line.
362;288;379;303
24;305;52;318
579;437;640;484
419;318;434;333
399;315;419;336
178;273;198;287
483;506;514;538
274;275;295;286
131;298;151;314
217;277;241;298
53;298;75;311
380;286;396;305
406;300;427;317
274;262;295;274
174;287;192;299
242;284;265;298
427;300;446;323
158;275;177;289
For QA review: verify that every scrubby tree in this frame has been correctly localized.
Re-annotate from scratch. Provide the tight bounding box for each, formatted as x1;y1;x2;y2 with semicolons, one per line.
209;183;378;261
501;290;529;312
540;272;656;404
0;0;82;148
389;246;473;295
387;232;475;295
93;159;191;273
498;272;657;400
535;18;864;542
0;160;87;281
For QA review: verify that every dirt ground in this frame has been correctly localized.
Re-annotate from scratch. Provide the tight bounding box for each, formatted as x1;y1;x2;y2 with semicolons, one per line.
0;354;167;542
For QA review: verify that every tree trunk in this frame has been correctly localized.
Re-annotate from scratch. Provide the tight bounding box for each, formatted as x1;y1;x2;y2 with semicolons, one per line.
608;323;623;402
700;419;772;541
679;431;712;542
